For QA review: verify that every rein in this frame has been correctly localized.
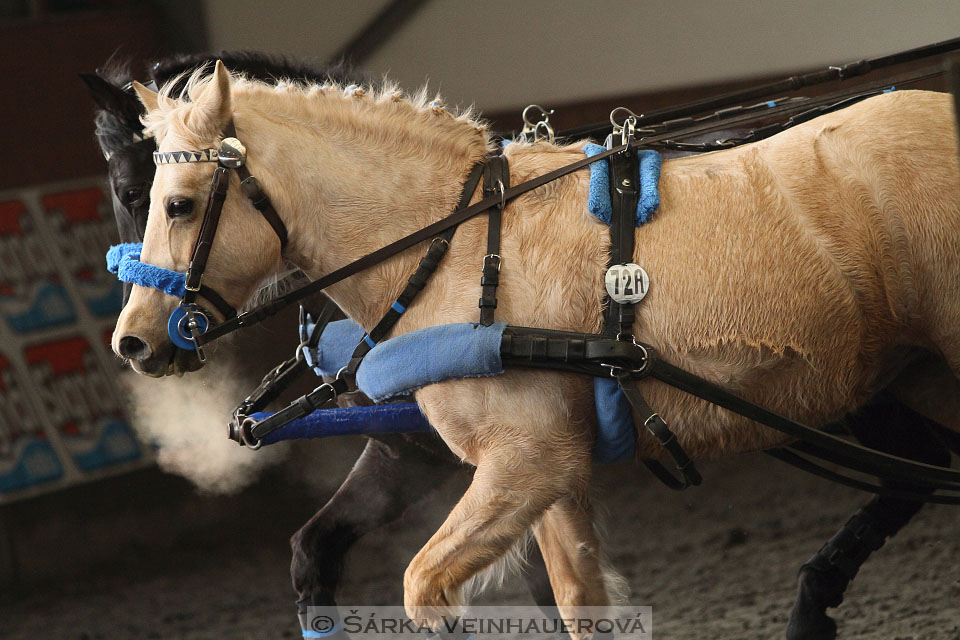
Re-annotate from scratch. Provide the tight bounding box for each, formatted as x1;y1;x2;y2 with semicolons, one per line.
196;63;948;348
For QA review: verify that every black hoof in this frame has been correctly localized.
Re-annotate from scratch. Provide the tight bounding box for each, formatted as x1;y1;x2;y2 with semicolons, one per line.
786;602;837;640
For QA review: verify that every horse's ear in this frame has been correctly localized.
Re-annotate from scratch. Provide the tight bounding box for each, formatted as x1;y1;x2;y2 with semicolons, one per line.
79;72;142;120
189;59;232;135
132;81;160;114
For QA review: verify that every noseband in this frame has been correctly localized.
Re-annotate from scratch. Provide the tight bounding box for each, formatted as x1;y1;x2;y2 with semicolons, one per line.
151;121;288;360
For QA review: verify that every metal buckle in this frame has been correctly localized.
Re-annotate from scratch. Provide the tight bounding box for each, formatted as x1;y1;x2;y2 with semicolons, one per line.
599;340;649;377
184;278;202;293
643;412;665;429
483;254;502;272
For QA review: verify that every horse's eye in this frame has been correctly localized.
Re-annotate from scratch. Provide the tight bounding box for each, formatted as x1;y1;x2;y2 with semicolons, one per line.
166;198;194;218
124;185;144;206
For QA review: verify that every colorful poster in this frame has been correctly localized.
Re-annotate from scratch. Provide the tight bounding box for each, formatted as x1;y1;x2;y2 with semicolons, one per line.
0;350;63;492
0;178;150;503
0;198;76;333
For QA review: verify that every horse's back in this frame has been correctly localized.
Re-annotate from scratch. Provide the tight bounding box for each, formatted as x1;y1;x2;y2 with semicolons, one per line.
636;90;959;441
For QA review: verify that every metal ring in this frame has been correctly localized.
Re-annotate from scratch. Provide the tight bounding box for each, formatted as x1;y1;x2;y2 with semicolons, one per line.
177;308;209;341
239;416;263;450
521;104;554;129
295;339;309;362
496;179;506;209
335;366;349;381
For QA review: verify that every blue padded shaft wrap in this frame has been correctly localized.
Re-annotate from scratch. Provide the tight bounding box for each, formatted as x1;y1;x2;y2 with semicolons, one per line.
301;319;367;376
258;403;429;445
356;322;507;402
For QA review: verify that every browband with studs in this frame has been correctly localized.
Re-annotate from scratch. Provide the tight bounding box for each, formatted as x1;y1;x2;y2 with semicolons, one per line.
153;148;219;164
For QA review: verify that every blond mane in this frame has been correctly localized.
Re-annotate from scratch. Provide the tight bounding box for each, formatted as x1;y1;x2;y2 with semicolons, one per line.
143;66;493;157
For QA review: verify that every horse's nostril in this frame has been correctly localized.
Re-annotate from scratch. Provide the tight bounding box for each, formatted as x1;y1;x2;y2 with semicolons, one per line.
117;335;151;360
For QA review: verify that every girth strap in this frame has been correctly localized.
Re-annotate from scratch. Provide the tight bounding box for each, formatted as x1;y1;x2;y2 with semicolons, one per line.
479;155;509;326
603;146;700;488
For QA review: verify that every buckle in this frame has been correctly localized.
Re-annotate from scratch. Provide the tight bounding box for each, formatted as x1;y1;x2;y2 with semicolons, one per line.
483;254;502;271
599;341;649;377
184;273;202;292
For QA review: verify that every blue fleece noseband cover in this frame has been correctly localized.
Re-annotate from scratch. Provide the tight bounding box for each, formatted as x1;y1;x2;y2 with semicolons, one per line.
106;243;188;298
106;243;208;349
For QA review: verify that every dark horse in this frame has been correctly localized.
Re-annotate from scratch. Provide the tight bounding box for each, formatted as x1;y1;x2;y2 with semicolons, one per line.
83;52;956;640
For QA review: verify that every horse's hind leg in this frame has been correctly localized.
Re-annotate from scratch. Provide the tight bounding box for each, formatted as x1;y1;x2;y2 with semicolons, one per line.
291;434;463;611
533;493;620;617
785;400;950;640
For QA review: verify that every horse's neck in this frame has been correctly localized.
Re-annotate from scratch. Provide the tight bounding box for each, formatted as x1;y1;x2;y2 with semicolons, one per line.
240;95;489;329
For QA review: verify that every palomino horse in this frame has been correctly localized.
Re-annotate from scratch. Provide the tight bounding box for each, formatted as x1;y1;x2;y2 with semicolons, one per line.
114;61;960;635
89;57;960;640
82;52;562;627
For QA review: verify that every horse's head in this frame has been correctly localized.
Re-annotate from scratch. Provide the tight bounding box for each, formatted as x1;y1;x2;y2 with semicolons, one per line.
81;70;155;304
113;61;284;376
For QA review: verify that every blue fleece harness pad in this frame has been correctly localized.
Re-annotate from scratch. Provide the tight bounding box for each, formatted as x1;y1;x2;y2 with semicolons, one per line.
584;143;662;225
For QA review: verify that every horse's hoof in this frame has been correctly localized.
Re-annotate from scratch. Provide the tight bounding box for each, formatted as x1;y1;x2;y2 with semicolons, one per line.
786;604;838;640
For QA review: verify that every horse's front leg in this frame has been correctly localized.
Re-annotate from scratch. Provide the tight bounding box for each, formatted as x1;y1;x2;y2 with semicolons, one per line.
404;376;599;638
291;433;463;611
785;401;951;640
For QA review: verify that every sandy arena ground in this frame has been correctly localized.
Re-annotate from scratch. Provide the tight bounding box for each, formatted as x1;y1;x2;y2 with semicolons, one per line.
3;448;959;639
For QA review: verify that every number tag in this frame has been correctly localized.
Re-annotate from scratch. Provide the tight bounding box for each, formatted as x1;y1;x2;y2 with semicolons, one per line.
604;263;649;304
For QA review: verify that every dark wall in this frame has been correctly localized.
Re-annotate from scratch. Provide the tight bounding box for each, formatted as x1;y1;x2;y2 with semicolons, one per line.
0;4;204;189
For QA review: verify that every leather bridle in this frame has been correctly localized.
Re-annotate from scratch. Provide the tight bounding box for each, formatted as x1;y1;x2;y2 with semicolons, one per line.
152;120;287;361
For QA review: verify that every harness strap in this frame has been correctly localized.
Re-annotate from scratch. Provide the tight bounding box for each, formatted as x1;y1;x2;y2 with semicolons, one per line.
604;148;640;339
183;166;230;305
238;168;288;249
615;372;702;490
237;162;487;445
479;156;509;326
343;161;486;375
197;284;237;320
